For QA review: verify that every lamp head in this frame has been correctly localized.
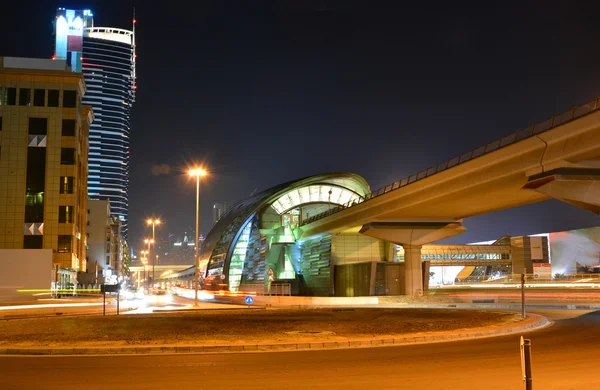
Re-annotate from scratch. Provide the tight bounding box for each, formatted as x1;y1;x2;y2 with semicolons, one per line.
188;167;207;177
146;218;161;225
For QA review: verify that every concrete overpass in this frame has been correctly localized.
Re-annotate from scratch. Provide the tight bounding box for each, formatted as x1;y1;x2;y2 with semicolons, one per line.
129;264;192;286
298;97;600;295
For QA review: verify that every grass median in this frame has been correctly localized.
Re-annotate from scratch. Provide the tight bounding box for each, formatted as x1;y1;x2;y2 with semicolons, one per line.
0;308;521;347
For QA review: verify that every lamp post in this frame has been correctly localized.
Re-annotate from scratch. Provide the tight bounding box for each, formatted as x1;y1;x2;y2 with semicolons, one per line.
188;167;207;307
143;239;154;289
146;218;161;288
144;265;150;289
140;250;148;290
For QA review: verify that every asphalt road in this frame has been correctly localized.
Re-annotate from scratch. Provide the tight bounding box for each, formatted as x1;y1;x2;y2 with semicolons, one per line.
0;294;236;319
0;309;597;390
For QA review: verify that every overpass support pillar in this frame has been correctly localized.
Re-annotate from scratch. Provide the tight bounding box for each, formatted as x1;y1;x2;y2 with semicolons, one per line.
359;220;466;296
402;244;423;296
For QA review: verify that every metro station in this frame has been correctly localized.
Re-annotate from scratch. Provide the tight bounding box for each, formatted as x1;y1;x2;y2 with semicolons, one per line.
157;96;600;296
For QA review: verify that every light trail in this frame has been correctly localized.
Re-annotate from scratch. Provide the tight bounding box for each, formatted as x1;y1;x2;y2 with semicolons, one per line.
0;302;105;311
435;283;600;289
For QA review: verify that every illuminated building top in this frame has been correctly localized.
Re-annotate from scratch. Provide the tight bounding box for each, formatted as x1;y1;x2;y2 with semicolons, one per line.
84;27;134;45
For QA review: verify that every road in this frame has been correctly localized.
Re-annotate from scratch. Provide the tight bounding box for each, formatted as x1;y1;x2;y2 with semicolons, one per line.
0;309;597;389
0;294;236;319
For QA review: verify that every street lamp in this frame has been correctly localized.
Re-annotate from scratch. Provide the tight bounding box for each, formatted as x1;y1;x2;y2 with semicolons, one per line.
140;250;148;289
143;239;154;289
146;218;161;288
188;166;207;306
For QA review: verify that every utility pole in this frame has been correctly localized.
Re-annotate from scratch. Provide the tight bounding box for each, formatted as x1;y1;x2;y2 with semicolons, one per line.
521;268;526;319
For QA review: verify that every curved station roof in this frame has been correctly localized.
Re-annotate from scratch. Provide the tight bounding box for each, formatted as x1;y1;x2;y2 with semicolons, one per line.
198;173;370;291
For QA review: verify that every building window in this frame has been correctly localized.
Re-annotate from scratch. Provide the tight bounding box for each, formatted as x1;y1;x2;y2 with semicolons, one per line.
48;90;59;107
6;88;16;105
29;118;47;135
59;176;74;194
58;235;72;253
58;206;74;223
62;119;76;136
19;88;31;106
25;147;46;223
63;90;77;108
106;256;110;266
33;89;45;106
0;117;2;131
60;148;76;165
23;236;43;249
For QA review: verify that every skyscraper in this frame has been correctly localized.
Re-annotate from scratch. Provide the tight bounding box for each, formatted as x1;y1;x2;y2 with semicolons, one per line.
54;8;136;238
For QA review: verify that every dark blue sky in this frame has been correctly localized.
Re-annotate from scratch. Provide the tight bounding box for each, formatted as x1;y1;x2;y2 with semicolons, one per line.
2;1;599;248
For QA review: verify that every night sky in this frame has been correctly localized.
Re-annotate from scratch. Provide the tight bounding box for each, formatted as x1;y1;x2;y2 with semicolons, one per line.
2;1;599;250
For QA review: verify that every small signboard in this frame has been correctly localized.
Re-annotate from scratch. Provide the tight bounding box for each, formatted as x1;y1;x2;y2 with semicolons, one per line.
267;268;274;275
101;284;120;293
533;263;552;279
245;296;254;305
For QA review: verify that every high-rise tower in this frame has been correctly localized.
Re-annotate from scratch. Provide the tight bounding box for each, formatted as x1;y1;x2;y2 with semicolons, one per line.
54;8;136;238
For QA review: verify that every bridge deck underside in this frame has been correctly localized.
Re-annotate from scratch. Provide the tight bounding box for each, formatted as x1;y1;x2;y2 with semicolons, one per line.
301;105;600;238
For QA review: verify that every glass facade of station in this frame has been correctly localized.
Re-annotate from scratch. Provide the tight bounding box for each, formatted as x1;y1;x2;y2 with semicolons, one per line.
197;174;371;293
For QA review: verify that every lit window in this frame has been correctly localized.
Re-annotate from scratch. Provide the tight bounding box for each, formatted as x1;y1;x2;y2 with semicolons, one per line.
59;176;74;194
59;206;74;223
58;235;72;253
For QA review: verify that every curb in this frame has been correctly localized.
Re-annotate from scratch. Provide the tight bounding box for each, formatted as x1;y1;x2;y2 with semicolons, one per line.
376;303;600;310
0;313;548;356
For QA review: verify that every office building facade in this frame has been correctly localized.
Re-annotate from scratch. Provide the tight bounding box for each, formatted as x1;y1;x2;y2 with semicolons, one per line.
86;199;123;284
54;8;136;238
0;57;93;271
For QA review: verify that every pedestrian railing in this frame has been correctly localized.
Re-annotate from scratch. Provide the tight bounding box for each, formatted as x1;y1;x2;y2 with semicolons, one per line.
238;283;292;296
300;97;600;227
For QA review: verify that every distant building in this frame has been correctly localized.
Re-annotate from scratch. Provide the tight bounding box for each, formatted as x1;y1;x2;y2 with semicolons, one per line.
54;8;136;238
86;200;123;284
0;57;93;275
213;202;230;225
213;203;224;225
158;232;198;266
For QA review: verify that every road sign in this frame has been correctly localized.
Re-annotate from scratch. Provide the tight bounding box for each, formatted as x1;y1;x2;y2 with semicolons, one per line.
533;263;552;279
101;284;120;293
268;275;275;282
245;296;254;305
220;274;226;280
267;268;274;275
